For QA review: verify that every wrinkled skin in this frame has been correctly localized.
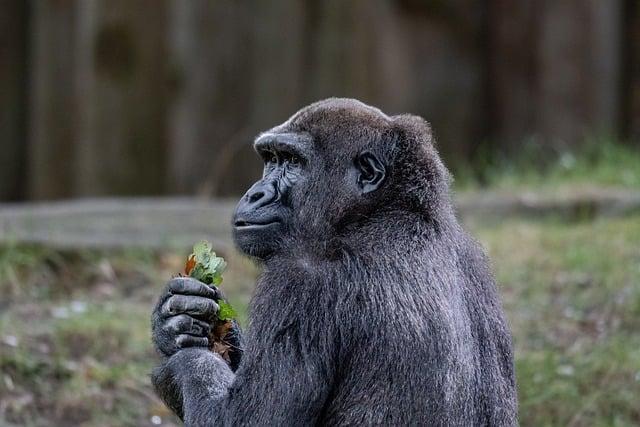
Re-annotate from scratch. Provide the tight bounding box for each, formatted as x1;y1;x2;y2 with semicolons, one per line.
151;98;518;426
151;278;243;361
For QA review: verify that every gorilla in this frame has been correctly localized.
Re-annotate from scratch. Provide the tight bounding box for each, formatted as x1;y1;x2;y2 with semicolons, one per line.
151;98;517;426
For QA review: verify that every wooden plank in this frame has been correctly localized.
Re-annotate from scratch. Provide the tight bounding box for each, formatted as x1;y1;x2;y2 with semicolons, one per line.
623;0;640;141
74;0;169;196
309;0;410;107
487;0;624;150
0;0;28;200
486;0;537;149
166;0;259;198
27;0;78;199
392;0;486;162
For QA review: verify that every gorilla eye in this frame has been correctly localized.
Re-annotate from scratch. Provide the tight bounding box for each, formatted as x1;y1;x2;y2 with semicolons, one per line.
289;155;301;166
267;153;278;164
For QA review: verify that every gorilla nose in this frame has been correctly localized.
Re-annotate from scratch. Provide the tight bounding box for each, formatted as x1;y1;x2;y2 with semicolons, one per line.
244;181;277;209
249;190;265;204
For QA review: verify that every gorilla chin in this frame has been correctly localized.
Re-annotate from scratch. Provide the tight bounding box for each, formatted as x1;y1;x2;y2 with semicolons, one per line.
232;220;282;259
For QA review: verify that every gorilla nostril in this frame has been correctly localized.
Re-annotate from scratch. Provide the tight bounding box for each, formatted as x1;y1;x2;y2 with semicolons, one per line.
249;191;265;204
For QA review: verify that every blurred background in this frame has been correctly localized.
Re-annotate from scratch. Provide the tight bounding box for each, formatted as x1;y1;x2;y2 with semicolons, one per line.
0;1;639;426
1;0;639;200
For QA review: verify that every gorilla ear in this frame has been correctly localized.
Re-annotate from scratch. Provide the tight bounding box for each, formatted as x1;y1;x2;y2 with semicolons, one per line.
355;151;386;194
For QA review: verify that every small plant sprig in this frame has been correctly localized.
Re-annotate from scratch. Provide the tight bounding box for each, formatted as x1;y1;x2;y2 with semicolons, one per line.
184;240;236;320
183;240;237;359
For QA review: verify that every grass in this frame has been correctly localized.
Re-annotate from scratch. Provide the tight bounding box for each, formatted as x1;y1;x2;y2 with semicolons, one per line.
1;213;639;426
455;138;640;191
472;215;640;426
0;245;256;426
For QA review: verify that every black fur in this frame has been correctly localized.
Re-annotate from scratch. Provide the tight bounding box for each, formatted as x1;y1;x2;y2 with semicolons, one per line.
151;98;518;426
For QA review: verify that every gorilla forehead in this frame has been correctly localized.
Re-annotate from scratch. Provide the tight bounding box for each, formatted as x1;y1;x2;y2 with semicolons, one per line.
269;98;393;152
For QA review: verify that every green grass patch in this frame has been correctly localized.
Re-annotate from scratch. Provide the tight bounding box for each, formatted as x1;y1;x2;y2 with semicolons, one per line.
456;138;640;190
1;213;638;425
472;215;640;425
0;244;256;426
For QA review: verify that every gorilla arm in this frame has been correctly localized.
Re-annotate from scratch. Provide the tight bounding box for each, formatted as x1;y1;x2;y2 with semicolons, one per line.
152;304;336;426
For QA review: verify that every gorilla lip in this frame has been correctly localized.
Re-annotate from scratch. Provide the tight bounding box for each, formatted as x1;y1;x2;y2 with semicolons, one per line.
234;219;280;230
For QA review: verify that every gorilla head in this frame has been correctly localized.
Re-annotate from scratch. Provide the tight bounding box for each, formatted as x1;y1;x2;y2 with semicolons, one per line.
233;98;452;259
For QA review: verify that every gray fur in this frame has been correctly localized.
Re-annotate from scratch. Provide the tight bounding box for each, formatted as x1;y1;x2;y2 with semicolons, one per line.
151;98;518;426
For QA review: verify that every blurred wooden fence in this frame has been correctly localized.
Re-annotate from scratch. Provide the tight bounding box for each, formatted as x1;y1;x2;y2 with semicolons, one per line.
1;0;638;201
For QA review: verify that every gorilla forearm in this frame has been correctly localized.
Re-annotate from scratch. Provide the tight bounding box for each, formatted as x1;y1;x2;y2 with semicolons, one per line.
150;277;246;420
152;349;234;424
152;318;334;426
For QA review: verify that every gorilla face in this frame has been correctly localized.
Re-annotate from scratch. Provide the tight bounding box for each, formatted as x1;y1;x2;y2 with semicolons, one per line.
232;127;387;260
232;132;309;259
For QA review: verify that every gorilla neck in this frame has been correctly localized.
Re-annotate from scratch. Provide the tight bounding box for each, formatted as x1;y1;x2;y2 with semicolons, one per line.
349;210;451;250
284;206;457;262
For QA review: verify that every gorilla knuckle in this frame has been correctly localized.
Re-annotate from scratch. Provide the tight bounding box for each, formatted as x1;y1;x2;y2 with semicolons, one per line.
164;294;218;317
164;314;188;333
176;334;208;349
168;277;218;299
165;315;210;336
194;298;218;315
167;277;183;292
165;295;183;314
208;301;220;315
190;323;206;336
168;276;192;293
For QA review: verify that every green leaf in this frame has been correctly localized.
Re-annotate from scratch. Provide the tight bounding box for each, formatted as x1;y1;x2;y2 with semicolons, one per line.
193;240;212;265
186;240;230;320
218;300;237;321
188;241;226;284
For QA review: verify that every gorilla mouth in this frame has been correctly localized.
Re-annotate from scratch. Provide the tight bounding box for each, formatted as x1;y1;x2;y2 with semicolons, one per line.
234;219;280;229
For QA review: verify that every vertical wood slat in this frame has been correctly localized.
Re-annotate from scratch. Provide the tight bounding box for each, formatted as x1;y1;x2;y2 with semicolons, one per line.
74;0;169;196
393;0;486;162
309;0;411;109
0;0;28;200
27;0;78;200
167;0;257;197
486;0;538;151
536;0;623;145
623;0;640;141
487;0;624;152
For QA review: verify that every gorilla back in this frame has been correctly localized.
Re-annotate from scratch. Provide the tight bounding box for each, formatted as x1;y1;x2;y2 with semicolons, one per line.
151;98;517;426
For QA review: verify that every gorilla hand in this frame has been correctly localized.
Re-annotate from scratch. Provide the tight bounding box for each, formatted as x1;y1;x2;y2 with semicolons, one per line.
152;277;220;358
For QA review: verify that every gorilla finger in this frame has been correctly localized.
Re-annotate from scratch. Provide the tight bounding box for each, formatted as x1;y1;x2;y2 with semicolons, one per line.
176;334;209;349
163;295;219;317
167;277;220;299
216;287;227;301
152;286;174;318
164;314;211;337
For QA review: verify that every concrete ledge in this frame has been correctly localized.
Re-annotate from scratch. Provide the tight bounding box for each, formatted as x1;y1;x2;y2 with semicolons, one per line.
455;187;640;222
0;198;236;250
